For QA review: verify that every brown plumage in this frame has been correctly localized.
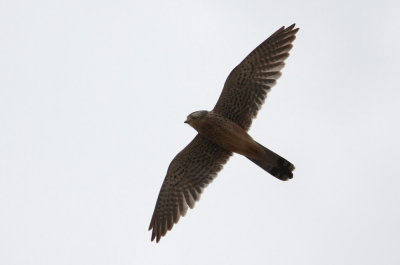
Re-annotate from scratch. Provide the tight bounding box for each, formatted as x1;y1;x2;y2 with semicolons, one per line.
149;24;298;242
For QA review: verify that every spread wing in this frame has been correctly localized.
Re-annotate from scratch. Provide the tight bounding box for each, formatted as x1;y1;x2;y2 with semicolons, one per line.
213;24;299;131
148;134;232;242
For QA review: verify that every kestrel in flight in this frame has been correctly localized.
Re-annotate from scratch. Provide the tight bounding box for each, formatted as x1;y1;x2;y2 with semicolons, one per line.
149;24;298;242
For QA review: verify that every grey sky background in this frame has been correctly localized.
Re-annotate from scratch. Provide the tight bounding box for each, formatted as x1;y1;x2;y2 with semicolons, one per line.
1;0;399;264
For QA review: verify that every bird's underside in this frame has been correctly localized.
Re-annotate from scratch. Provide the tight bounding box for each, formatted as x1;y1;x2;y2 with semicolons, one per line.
149;24;299;242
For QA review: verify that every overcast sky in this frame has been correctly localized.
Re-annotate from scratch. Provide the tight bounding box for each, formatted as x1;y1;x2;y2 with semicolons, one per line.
1;0;400;264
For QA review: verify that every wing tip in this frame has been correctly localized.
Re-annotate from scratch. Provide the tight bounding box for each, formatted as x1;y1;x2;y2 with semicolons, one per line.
287;23;299;31
148;190;195;243
278;23;300;38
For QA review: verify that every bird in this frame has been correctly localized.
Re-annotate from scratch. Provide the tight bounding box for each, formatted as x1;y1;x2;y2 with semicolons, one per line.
149;24;298;242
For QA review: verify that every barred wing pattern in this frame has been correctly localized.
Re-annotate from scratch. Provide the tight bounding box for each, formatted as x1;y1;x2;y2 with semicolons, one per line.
148;134;232;242
213;24;299;131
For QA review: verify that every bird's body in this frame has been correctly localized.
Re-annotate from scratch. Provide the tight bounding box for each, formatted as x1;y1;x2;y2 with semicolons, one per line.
186;111;257;158
186;110;294;180
149;24;299;242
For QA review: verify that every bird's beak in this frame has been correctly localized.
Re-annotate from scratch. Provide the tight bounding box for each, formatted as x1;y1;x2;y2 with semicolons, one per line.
184;119;188;123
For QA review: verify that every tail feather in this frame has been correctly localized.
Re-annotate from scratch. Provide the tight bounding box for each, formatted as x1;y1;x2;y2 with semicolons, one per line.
247;142;295;181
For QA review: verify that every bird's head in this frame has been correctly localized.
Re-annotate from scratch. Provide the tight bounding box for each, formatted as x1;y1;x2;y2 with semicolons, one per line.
184;110;209;127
